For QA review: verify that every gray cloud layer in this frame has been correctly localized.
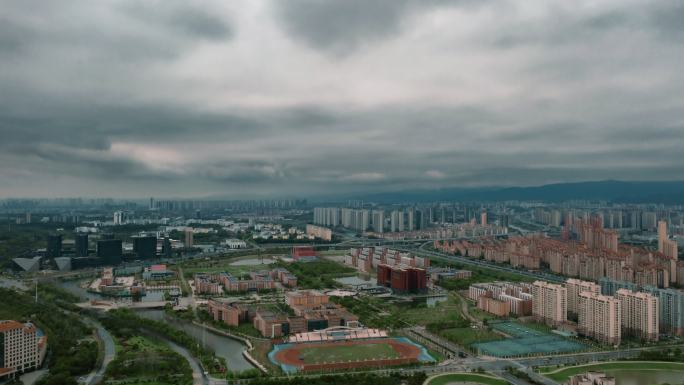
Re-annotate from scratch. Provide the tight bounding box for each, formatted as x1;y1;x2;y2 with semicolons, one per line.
1;0;683;198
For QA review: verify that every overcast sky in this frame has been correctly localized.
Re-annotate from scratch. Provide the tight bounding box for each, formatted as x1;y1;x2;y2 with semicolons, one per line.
1;0;683;198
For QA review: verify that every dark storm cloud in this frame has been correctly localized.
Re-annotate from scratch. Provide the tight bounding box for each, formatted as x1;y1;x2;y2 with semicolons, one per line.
121;0;233;40
273;0;483;54
1;0;684;198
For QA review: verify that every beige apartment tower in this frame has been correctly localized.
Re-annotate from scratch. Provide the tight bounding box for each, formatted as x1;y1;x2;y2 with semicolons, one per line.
566;278;601;319
532;281;567;326
616;289;659;342
578;292;621;345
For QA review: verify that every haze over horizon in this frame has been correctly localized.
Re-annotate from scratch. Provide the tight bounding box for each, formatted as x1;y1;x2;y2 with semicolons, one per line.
2;0;684;198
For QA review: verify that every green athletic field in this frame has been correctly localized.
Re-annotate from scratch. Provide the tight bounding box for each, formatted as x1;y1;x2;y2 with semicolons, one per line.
427;373;509;385
298;343;399;364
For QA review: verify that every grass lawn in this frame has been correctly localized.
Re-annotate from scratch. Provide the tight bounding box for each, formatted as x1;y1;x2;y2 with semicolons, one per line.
104;335;192;385
541;361;684;381
399;297;464;325
441;327;504;347
299;343;399;364
427;373;509;385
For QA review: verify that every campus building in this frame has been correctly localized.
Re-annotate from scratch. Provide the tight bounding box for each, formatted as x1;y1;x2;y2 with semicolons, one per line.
208;291;358;338
0;321;47;379
376;264;427;294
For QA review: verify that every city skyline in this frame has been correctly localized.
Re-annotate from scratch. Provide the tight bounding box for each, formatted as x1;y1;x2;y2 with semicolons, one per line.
2;1;684;198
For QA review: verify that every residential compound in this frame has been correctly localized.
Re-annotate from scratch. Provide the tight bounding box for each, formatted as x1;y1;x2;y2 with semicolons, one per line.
0;321;47;379
566;278;659;344
313;206;507;237
305;224;332;241
437;216;681;289
468;282;534;317
344;247;430;273
195;268;297;295
207;290;358;337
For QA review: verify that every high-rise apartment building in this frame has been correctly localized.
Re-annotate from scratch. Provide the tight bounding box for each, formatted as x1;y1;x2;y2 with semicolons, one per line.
185;229;194;248
659;220;668;253
390;210;404;232
371;210;384;233
658;220;679;264
113;211;125;225
406;208;415;231
578;292;621;345
566;278;601;319
532;281;567;326
480;210;487;226
616;289;659;342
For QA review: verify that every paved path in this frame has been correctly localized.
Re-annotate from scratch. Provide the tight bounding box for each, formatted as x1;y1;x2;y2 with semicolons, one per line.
151;333;208;385
82;320;116;385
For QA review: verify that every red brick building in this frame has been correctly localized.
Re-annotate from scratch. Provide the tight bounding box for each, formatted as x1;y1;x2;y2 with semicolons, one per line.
377;264;427;294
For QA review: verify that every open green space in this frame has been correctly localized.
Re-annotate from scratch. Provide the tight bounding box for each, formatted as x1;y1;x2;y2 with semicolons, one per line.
440;327;504;347
99;309;227;376
0;285;98;385
299;343;399;364
432;262;534;291
282;259;356;289
426;373;509;385
333;294;467;330
540;361;684;382
103;335;192;385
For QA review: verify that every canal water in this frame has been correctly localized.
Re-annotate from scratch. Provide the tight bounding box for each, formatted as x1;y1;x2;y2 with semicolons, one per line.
606;370;684;385
135;309;253;371
58;279;254;371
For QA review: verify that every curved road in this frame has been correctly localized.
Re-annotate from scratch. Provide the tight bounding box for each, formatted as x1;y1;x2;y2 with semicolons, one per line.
82;320;116;385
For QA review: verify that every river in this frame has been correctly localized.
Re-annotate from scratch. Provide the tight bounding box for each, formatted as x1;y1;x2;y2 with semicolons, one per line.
135;309;253;372
58;279;254;372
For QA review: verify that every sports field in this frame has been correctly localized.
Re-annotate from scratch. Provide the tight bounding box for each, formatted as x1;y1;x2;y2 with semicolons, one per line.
299;342;399;364
269;337;434;373
472;322;587;357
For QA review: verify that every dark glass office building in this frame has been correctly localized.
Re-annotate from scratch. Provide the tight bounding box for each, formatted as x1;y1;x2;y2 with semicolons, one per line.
97;239;122;265
133;236;157;259
47;234;62;258
76;233;89;258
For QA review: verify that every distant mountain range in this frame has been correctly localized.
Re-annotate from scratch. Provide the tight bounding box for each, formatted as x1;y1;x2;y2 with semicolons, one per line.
338;180;684;204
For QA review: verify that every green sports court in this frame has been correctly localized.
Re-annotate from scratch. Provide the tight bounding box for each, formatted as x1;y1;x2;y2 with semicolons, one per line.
472;322;588;357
